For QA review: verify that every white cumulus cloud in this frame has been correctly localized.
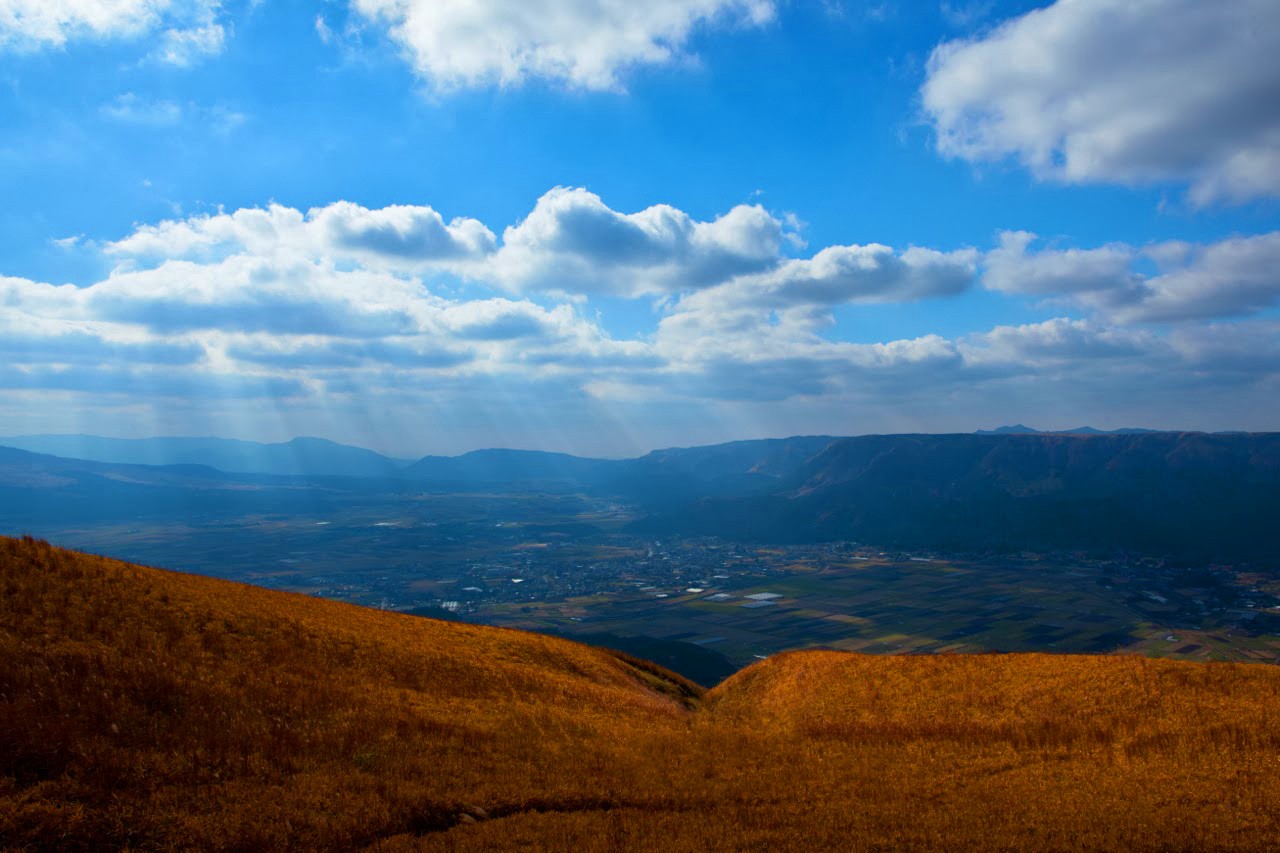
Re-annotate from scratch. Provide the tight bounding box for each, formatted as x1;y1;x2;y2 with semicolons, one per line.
923;0;1280;204
349;0;775;90
109;201;497;270
984;231;1140;297
492;187;788;297
963;318;1158;365
980;230;1280;324
0;0;226;62
746;243;979;305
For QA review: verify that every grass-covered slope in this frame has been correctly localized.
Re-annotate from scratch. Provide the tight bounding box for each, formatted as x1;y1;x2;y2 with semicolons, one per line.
0;536;698;850
4;535;1280;851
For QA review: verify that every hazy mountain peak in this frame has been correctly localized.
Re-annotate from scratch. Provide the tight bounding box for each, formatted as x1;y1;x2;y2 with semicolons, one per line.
975;424;1040;434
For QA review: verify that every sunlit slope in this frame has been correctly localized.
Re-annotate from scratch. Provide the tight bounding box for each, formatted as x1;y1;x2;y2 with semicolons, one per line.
430;653;1280;853
0;536;698;850
5;535;1280;852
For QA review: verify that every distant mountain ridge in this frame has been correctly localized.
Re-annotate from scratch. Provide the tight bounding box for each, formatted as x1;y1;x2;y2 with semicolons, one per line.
0;434;409;477
975;425;1163;435
403;448;625;484
4;430;1280;560
0;428;1235;478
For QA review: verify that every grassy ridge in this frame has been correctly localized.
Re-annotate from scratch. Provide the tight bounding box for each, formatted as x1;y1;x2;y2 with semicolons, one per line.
3;535;1280;851
0;536;698;850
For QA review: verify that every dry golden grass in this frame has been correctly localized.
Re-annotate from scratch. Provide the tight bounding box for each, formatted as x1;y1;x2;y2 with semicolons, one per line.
4;535;1280;851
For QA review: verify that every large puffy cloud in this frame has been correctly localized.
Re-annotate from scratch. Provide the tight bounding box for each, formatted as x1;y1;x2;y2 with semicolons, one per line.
492;187;788;297
349;0;774;90
923;0;1280;203
962;318;1159;366
0;201;660;403
0;0;225;63
312;202;498;262
1119;233;1280;323
651;240;979;366
87;258;429;337
3;258;639;364
982;230;1280;323
110;202;496;270
738;243;978;306
651;259;975;400
984;231;1139;298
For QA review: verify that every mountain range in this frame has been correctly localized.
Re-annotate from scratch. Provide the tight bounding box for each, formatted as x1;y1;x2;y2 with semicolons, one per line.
0;434;410;477
3;431;1279;560
0;428;1179;477
973;424;1162;435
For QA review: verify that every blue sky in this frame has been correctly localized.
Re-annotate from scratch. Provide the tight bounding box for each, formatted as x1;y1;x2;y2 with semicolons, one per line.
1;0;1278;456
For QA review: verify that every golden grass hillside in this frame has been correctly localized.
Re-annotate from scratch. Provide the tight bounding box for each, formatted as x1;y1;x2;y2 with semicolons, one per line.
3;534;1280;852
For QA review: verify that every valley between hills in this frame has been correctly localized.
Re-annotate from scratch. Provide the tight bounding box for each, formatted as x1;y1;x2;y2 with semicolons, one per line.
6;432;1280;686
5;535;1280;852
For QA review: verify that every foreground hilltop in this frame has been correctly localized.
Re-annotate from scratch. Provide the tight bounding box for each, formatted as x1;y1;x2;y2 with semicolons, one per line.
4;537;1280;851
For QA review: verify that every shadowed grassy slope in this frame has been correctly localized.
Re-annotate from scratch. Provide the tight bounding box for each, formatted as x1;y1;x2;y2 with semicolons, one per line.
4;535;1280;852
0;536;699;850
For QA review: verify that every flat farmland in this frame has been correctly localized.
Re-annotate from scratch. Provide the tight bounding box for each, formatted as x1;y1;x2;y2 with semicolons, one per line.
486;558;1280;669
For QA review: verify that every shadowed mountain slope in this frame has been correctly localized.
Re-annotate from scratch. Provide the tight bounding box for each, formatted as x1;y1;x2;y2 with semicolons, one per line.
631;432;1280;559
5;537;1280;851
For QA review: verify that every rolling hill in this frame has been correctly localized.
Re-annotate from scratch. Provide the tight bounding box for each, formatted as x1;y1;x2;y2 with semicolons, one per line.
4;535;1280;851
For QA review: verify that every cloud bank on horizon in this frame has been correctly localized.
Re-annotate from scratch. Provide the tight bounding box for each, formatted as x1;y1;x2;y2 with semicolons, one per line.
0;0;1277;455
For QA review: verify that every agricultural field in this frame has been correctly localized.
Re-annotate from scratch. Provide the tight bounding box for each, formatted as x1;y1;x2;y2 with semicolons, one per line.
15;489;1280;676
485;556;1280;668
